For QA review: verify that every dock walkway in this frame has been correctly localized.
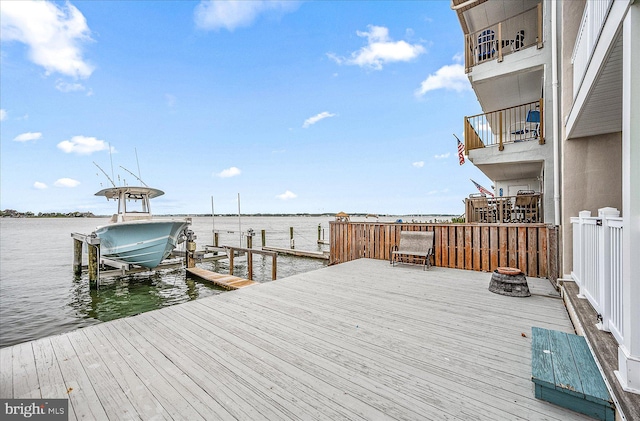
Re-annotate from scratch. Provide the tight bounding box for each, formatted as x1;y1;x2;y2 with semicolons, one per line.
0;259;589;420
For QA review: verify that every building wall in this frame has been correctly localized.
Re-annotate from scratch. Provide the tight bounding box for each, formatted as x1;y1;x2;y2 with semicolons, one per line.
561;134;622;275
559;0;624;275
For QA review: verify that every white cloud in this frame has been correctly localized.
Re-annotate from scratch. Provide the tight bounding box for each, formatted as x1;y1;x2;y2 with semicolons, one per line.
194;0;298;31
303;111;336;128
328;25;425;70
415;63;470;97
434;153;450;159
33;181;47;189
216;166;241;178
412;161;424;168
55;80;86;93
57;135;110;155
0;109;6;121
54;178;80;188
276;190;297;200
0;0;94;78
13;132;42;142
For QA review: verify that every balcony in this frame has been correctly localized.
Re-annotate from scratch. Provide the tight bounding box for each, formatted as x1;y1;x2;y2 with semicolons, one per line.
463;4;543;73
571;0;614;99
464;99;544;152
465;191;543;223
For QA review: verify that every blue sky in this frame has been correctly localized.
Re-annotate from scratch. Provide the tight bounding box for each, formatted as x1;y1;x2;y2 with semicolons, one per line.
1;0;490;216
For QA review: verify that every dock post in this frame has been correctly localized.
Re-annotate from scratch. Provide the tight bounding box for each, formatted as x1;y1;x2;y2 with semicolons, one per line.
73;239;83;275
261;229;266;247
214;232;219;247
290;227;295;249
186;229;196;268
317;224;322;244
247;250;253;280
229;248;234;275
247;231;253;249
186;241;196;268
272;253;277;280
88;244;99;287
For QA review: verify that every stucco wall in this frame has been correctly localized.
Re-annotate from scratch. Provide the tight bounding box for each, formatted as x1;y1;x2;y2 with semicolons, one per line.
561;133;622;275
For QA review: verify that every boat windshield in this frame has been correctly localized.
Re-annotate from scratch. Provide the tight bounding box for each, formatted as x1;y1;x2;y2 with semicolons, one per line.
124;193;149;213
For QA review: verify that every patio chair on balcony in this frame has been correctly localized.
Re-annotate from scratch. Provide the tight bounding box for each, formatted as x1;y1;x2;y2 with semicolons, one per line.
512;30;525;51
477;29;496;61
470;194;495;223
509;109;540;142
514;191;540;222
495;196;513;223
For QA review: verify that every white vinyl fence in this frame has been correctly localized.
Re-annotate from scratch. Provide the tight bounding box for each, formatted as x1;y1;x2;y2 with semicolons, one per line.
571;207;624;344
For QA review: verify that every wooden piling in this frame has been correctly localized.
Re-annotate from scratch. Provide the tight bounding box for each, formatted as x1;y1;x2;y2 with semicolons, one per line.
186;240;196;268
247;234;253;249
73;239;83;275
261;229;266;247
88;244;99;285
272;253;277;280
247;250;253;280
290;227;294;249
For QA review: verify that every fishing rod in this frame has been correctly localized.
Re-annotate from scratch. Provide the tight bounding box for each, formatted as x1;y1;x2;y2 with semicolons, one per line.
93;162;116;187
119;166;149;187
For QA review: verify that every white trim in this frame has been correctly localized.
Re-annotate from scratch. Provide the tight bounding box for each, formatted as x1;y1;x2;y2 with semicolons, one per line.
566;0;630;138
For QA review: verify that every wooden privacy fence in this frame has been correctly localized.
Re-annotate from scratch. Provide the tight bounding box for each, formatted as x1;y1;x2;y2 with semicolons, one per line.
329;222;558;280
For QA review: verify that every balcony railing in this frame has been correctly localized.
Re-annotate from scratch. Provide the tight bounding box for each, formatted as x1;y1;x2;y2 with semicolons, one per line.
571;207;624;345
464;99;544;152
465;192;543;224
464;4;543;72
571;0;614;99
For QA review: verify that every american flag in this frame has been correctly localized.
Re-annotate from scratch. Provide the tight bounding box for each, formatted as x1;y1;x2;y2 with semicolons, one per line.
471;179;494;197
454;134;465;165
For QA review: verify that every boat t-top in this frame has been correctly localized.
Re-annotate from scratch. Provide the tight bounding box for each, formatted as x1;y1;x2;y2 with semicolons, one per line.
93;186;190;269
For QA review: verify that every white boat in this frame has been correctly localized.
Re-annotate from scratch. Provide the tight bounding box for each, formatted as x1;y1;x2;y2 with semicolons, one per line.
93;186;189;269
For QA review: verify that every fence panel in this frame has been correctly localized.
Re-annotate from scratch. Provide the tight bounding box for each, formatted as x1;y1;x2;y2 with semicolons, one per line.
582;218;601;312
330;222;556;278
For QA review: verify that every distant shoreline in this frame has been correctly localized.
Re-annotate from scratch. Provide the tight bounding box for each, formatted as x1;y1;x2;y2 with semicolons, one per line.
1;210;458;219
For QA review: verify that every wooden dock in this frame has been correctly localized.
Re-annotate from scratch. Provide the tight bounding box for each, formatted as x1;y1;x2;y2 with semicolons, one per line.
262;246;329;260
186;267;257;290
1;259;588;420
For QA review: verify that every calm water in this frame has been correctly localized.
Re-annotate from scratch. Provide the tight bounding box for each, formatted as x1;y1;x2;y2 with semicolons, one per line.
0;214;448;348
0;216;336;348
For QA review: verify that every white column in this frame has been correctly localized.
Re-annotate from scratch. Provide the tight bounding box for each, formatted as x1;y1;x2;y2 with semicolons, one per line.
615;2;640;395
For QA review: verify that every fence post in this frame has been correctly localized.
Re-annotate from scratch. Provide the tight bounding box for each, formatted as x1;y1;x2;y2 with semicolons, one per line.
597;207;620;332
576;210;591;298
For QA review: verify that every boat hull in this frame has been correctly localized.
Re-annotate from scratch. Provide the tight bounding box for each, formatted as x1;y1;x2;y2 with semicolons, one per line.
94;220;189;268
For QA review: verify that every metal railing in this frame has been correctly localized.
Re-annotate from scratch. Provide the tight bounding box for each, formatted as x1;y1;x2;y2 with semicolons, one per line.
465;193;543;223
464;4;543;72
464;100;544;152
571;0;614;99
571;208;624;345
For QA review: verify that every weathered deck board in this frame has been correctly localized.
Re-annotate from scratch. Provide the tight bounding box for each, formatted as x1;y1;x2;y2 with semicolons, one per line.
186;267;257;289
1;259;589;420
12;342;40;399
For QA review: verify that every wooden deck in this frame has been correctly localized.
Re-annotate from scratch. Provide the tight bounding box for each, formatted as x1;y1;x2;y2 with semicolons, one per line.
186;267;257;290
1;259;590;420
